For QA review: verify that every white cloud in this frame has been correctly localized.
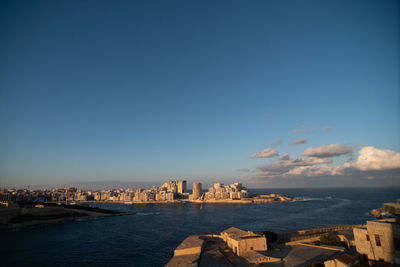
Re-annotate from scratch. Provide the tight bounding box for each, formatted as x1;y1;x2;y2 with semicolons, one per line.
250;148;279;158
302;144;355;158
344;146;400;171
253;146;400;180
290;137;307;145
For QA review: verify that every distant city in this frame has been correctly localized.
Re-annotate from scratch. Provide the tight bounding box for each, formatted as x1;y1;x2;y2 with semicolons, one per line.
0;180;254;204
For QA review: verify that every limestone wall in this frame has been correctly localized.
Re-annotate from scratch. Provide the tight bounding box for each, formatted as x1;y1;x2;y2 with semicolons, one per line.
238;236;267;256
353;220;400;263
174;246;202;256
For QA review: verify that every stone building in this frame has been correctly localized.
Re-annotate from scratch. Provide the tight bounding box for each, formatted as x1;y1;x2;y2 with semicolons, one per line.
353;218;400;264
161;180;187;194
155;191;166;201
204;182;249;200
177;180;187;194
221;227;267;256
191;183;202;200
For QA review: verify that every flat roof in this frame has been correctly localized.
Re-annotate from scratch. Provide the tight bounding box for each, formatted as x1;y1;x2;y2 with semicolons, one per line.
222;227;264;241
175;235;204;251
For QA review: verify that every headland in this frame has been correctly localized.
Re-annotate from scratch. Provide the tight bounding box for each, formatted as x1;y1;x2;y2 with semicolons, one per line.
0;180;301;206
0;180;300;230
0;202;130;230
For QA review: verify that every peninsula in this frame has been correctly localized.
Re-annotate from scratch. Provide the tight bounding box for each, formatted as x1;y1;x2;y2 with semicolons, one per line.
370;199;400;218
0;180;300;205
0;201;129;230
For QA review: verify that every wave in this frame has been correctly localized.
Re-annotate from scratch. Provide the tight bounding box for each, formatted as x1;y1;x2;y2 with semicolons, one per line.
313;198;353;214
295;197;324;202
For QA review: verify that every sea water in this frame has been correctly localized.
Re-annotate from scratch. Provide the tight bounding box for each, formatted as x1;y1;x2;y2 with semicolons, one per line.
1;187;399;266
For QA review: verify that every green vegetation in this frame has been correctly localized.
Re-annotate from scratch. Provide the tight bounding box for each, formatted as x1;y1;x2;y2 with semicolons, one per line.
383;205;399;214
9;212;86;223
313;235;346;248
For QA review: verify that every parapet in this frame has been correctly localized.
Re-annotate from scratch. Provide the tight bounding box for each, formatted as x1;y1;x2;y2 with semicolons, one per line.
166;235;205;267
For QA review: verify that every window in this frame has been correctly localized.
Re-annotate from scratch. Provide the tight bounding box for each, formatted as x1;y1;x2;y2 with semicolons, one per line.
366;234;370;241
375;234;381;247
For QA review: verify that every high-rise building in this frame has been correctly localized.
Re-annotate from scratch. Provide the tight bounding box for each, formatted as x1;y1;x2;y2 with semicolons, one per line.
177;180;187;194
192;183;202;199
162;180;187;194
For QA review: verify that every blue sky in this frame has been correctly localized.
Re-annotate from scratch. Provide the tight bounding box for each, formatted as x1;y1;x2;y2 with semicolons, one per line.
1;0;399;189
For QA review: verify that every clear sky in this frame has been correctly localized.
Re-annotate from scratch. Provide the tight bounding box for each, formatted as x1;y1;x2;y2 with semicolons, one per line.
1;0;399;189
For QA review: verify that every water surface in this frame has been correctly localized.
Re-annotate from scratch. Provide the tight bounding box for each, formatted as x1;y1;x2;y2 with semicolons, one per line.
1;187;399;266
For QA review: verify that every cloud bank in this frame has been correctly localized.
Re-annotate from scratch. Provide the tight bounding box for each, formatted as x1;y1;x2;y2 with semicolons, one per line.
253;145;400;180
344;146;400;171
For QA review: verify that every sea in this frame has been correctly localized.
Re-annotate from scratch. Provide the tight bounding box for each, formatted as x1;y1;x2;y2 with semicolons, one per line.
1;187;399;266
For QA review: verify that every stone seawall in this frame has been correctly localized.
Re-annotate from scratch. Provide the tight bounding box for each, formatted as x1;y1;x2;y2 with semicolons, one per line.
277;224;363;243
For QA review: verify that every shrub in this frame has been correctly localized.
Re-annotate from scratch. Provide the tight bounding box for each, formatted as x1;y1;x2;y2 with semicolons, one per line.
318;235;345;247
383;205;396;214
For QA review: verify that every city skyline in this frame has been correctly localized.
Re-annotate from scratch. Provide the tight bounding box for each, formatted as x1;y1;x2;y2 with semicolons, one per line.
1;0;399;188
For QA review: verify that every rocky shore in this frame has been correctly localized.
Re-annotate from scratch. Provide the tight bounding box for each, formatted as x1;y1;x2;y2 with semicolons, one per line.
369;199;400;218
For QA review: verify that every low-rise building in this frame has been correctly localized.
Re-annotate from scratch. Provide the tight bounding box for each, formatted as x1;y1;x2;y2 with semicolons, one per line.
221;227;267;256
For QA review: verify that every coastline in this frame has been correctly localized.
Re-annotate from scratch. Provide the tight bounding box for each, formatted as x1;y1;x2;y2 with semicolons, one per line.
1;205;132;231
80;195;300;205
82;199;253;204
1;195;297;230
